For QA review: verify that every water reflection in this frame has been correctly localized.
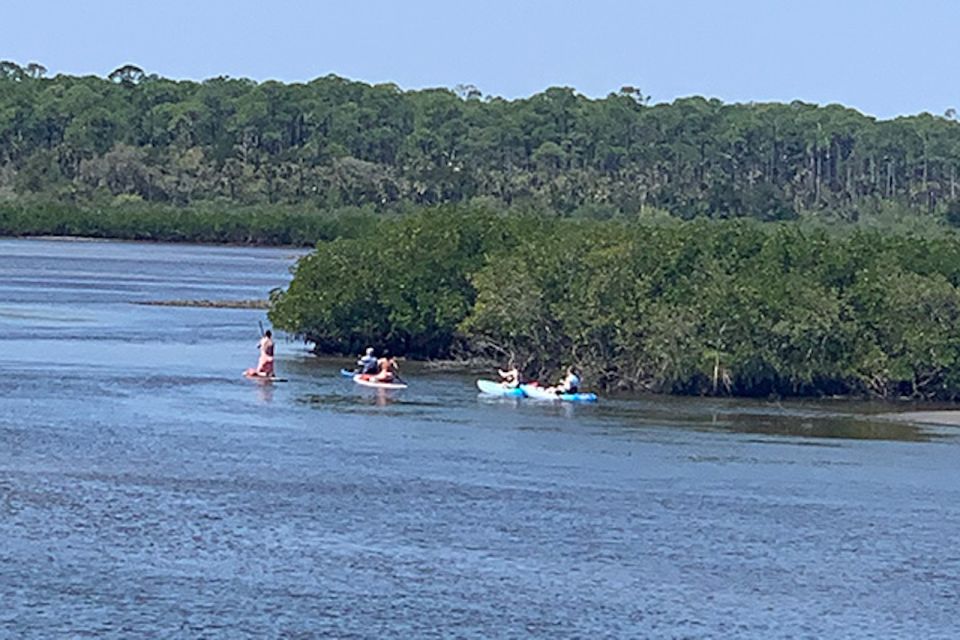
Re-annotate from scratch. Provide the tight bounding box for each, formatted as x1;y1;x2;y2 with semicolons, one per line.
717;414;932;442
476;394;522;407
254;382;274;404
476;394;588;420
299;391;402;410
595;396;939;443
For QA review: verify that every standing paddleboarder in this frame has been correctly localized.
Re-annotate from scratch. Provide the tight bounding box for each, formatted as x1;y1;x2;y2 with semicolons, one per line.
245;329;276;378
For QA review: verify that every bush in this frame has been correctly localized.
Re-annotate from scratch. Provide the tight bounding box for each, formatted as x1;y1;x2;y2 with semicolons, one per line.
271;207;960;399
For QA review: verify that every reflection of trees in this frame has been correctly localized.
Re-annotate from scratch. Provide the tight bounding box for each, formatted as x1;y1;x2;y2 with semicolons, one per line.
719;415;929;442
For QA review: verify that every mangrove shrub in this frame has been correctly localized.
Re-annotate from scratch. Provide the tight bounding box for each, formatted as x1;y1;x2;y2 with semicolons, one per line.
271;208;960;398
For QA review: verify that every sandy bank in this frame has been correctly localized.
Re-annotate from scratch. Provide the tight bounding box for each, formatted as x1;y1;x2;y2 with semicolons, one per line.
136;299;269;309
885;411;960;427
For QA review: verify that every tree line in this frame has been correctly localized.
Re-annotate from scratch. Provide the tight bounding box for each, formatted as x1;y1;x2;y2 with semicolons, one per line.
270;207;960;399
3;61;960;225
0;200;376;245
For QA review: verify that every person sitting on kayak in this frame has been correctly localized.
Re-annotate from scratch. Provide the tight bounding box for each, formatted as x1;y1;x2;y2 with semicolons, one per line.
553;366;581;395
357;347;378;374
374;351;399;383
498;364;520;388
246;330;275;377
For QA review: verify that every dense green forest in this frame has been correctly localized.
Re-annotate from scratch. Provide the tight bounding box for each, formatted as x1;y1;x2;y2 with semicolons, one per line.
270;207;960;399
3;61;960;226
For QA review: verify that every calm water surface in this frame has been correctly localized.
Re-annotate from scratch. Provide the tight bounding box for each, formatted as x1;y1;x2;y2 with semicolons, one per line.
1;238;959;639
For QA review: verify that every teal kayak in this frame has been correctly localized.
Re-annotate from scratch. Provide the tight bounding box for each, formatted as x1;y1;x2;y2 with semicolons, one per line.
476;379;524;397
520;383;597;403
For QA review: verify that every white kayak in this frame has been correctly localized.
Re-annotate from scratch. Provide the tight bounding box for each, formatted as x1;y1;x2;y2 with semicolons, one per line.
476;379;525;397
520;383;597;403
353;374;408;390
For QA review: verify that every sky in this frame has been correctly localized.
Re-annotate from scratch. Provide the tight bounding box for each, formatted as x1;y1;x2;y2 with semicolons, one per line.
2;0;959;120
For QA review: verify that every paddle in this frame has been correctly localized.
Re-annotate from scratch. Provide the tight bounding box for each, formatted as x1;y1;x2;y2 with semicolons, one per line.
392;357;407;385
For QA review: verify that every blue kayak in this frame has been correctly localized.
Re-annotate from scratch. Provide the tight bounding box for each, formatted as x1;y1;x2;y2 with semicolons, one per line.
340;368;358;377
520;383;598;403
476;379;525;397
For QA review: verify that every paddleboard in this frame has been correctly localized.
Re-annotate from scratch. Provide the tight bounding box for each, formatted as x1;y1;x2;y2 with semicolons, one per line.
353;374;408;390
243;373;289;382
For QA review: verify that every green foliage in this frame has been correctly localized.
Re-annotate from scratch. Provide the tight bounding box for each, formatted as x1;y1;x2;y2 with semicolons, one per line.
270;206;516;356
0;200;375;246
272;208;960;399
3;65;960;224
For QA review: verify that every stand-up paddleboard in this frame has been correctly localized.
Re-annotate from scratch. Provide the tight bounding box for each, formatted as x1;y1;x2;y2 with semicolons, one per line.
353;373;408;390
476;379;525;397
243;372;288;382
520;383;597;403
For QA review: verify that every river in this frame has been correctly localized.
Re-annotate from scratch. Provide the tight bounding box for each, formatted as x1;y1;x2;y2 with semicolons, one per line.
1;238;958;639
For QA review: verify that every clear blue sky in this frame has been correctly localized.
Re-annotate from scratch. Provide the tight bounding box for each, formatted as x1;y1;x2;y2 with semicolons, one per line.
3;0;958;119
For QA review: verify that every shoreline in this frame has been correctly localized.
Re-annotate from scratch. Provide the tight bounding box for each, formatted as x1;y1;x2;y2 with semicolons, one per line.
309;350;960;408
136;299;271;310
883;410;960;427
1;233;308;250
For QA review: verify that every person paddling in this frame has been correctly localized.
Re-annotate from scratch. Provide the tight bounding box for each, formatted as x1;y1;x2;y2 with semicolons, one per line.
498;364;520;388
551;366;581;395
373;351;400;383
357;347;378;374
245;329;276;378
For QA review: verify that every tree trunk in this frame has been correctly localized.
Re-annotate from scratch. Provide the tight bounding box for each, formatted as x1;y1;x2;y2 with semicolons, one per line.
815;147;822;203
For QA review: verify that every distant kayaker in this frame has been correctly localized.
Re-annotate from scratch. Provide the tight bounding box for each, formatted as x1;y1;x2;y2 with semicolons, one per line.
357;347;378;374
374;351;399;383
246;329;275;378
553;366;581;395
499;364;520;388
